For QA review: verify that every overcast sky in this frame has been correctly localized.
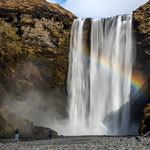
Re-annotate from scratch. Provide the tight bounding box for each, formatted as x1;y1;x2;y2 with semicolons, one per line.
47;0;148;18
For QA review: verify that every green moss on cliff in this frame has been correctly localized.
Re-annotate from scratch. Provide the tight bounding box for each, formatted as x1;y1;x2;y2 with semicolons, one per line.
0;20;23;64
139;104;150;135
133;0;150;136
0;0;75;136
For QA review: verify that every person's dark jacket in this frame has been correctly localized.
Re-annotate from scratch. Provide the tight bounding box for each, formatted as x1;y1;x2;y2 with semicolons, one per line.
15;129;19;134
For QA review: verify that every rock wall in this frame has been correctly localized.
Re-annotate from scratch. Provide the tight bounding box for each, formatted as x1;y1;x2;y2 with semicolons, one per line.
133;0;150;135
0;0;76;136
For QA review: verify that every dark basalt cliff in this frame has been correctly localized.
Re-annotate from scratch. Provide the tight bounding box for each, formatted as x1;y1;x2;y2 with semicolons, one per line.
133;0;150;67
133;0;150;135
0;0;76;136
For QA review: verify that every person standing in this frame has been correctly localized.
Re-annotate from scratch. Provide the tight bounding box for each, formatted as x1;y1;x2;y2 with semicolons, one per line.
49;129;53;138
15;128;19;142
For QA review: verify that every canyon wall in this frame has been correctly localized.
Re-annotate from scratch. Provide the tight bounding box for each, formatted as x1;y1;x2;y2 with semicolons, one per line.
0;0;76;136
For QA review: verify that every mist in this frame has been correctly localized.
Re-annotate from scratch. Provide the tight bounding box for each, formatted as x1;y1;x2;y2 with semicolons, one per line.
1;61;68;133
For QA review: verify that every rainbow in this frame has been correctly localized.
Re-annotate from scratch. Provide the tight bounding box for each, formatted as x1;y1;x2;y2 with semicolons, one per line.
80;48;145;93
131;72;145;91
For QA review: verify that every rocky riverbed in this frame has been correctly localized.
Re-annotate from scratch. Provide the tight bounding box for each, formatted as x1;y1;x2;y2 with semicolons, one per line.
0;136;150;150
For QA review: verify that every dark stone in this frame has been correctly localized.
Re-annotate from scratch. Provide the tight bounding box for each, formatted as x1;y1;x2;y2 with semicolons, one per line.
133;1;150;135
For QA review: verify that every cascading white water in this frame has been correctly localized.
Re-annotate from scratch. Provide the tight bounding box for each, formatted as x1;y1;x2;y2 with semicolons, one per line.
67;15;134;135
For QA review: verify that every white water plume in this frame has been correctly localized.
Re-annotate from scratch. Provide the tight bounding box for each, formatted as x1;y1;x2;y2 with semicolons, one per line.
66;15;134;135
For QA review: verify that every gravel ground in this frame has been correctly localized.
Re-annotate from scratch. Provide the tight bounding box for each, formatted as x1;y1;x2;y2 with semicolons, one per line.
0;136;150;150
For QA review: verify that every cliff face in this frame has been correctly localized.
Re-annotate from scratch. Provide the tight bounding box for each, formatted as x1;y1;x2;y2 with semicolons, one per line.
133;0;150;68
0;0;76;136
133;1;150;135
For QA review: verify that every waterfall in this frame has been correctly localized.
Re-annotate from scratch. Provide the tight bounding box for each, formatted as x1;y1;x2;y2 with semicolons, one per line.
67;15;134;135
